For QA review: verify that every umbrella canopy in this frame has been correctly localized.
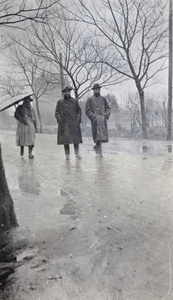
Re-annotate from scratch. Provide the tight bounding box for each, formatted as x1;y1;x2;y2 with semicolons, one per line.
0;93;34;112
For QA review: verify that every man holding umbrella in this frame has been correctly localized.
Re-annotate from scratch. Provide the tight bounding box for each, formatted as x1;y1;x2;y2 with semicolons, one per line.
14;95;37;159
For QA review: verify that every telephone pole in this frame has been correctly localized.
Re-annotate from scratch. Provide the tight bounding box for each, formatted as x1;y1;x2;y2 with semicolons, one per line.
167;0;173;140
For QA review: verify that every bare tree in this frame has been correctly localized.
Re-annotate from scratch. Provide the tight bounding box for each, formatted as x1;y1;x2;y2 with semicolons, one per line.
59;0;168;138
105;94;119;114
122;92;141;130
0;75;25;97
25;13;124;99
105;93;119;127
122;90;168;130
1;42;57;133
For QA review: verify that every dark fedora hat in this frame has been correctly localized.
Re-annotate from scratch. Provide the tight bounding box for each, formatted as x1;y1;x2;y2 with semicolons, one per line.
62;86;73;92
92;83;101;90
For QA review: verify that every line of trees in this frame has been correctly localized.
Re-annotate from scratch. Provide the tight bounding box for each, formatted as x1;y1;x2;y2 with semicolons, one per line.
59;0;169;139
122;91;168;130
1;0;170;139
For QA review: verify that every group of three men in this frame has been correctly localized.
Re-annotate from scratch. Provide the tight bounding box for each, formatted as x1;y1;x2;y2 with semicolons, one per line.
14;83;111;159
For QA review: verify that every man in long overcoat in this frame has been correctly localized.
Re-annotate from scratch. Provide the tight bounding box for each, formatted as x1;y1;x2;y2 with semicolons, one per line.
85;83;111;157
55;86;82;160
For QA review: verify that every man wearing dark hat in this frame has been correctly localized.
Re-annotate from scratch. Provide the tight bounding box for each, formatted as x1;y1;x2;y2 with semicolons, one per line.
85;83;110;157
14;95;37;159
55;86;82;160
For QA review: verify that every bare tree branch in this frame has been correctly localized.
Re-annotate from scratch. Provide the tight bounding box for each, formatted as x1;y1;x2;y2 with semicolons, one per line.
0;0;60;26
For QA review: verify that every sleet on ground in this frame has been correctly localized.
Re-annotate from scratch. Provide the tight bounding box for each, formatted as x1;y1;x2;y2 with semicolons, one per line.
0;130;173;300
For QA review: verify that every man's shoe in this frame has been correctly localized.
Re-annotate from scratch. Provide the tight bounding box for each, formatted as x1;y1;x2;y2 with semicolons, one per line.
28;154;34;159
66;154;70;160
76;154;82;159
93;145;98;154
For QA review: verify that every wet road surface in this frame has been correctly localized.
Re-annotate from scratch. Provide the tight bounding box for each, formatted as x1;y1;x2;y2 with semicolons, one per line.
0;130;173;300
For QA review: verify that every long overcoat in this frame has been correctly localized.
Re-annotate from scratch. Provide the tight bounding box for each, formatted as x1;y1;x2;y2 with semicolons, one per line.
14;104;36;146
55;97;82;145
85;95;110;143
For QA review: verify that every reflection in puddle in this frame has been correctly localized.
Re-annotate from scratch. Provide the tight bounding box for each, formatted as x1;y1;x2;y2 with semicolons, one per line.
18;160;40;195
60;200;76;215
167;145;172;153
110;139;173;155
142;145;148;153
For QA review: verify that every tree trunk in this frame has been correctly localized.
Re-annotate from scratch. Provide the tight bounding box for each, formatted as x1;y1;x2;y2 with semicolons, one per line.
35;97;43;133
167;0;172;140
0;144;18;232
136;82;148;139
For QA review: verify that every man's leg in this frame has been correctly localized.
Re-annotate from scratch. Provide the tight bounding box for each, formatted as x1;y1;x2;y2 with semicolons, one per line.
20;146;24;156
93;144;98;154
96;141;103;157
28;145;34;159
74;144;81;159
64;144;70;160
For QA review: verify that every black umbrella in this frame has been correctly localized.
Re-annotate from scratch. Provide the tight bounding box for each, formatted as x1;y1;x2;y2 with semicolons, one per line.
0;93;34;112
